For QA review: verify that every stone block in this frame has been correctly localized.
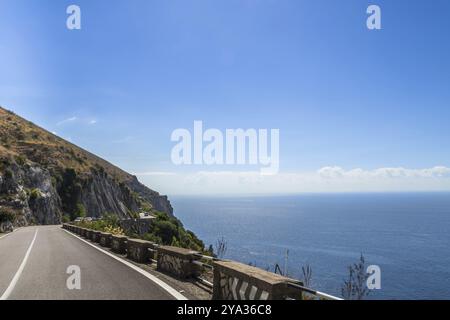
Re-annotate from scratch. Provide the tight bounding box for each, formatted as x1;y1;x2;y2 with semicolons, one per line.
156;246;201;279
111;235;128;254
127;238;155;263
212;260;303;300
99;232;112;247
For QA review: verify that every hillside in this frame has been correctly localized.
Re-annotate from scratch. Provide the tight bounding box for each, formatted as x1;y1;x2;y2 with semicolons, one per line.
0;106;173;230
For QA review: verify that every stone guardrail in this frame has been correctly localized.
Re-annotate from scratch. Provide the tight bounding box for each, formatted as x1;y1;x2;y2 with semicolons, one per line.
212;260;303;300
62;223;341;300
126;238;156;263
111;235;127;254
157;245;202;279
99;232;112;247
92;230;101;243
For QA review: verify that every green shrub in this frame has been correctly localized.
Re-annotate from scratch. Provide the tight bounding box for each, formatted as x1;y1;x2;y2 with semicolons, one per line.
142;233;162;243
142;211;206;251
76;204;86;217
0;207;16;223
141;203;153;212
4;168;13;179
74;203;86;218
29;188;42;201
15;155;27;166
101;213;120;227
152;219;178;244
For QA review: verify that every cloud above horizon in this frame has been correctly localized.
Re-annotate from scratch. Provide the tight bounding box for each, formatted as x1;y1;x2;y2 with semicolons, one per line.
136;166;450;195
318;166;450;179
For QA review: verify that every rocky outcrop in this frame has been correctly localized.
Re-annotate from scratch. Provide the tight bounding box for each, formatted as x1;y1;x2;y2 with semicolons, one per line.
0;161;62;225
78;172;138;219
127;176;173;215
0;221;13;233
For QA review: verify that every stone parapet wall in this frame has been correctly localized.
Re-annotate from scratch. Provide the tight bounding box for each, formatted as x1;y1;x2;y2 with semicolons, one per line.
157;246;201;279
212;260;303;300
127;238;155;263
111;235;127;254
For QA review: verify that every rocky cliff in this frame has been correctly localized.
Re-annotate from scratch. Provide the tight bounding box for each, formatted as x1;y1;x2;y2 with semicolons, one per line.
0;107;173;231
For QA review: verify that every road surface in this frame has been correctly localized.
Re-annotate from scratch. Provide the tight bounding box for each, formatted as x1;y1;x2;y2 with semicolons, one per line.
0;226;184;300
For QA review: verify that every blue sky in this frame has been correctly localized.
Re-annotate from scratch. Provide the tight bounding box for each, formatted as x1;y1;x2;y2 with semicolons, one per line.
1;0;450;194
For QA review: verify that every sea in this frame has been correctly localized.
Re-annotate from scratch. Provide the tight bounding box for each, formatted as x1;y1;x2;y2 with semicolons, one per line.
171;192;450;300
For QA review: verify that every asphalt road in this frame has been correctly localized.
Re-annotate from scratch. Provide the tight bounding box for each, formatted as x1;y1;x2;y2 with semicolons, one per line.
0;226;184;300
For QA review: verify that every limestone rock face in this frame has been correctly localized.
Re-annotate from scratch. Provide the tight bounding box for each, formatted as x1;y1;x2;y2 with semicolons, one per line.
127;176;174;215
79;172;137;219
0;221;13;233
0;162;61;225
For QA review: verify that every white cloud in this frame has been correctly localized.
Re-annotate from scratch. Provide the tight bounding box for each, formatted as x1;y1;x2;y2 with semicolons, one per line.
137;166;450;195
318;166;450;179
56;117;98;126
56;116;77;126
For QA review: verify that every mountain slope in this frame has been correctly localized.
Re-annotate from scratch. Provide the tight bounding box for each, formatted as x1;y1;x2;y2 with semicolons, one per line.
0;106;172;229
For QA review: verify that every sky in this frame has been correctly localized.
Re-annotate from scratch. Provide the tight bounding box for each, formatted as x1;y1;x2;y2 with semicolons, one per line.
1;0;450;195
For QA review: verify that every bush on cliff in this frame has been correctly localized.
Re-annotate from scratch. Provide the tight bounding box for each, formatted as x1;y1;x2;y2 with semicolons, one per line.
152;219;178;244
145;211;205;252
74;203;86;218
0;207;16;223
29;188;42;201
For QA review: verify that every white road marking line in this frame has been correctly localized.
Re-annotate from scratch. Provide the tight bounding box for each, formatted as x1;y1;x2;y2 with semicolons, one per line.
0;227;24;241
0;228;39;300
62;229;188;300
0;233;12;240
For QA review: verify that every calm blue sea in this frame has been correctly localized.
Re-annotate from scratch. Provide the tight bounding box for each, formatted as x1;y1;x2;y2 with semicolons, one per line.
171;193;450;300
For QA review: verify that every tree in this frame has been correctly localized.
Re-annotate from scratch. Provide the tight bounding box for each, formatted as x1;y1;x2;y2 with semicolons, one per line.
75;203;86;218
206;244;214;257
341;254;370;300
215;236;228;259
153;220;178;245
301;264;313;288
